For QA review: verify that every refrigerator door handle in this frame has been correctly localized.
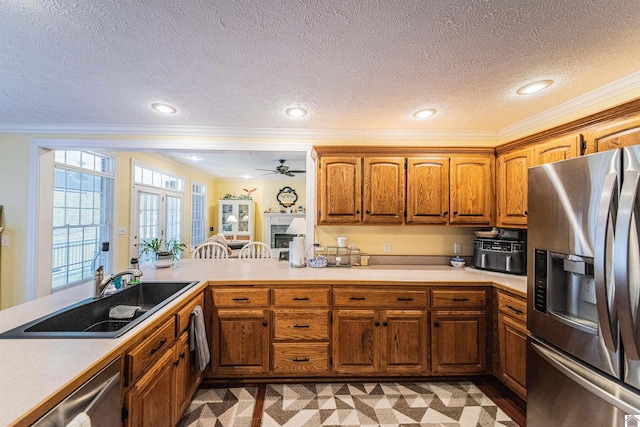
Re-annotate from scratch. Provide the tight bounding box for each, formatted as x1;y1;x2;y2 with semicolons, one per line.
614;170;640;359
594;172;619;352
531;340;640;414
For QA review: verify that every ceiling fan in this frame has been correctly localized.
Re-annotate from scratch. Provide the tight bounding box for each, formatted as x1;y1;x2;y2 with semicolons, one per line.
256;159;306;177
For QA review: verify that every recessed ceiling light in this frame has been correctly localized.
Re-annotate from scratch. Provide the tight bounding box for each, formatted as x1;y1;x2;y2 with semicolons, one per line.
285;107;308;118
412;108;437;119
151;103;177;114
186;155;202;161
516;80;553;95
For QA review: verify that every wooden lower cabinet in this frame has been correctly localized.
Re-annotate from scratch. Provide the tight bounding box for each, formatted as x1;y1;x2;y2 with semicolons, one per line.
173;332;202;424
333;309;428;375
431;311;487;374
211;309;270;375
126;347;175;427
496;290;528;399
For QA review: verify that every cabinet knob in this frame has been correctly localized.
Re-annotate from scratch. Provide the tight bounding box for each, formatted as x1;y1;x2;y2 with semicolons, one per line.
443;211;448;215
383;322;388;327
356;210;361;214
453;211;458;215
434;322;440;327
262;321;268;327
173;360;180;367
366;210;371;214
524;210;528;215
375;321;380;327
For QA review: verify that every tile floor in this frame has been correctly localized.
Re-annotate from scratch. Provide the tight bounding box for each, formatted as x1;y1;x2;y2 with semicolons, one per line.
178;381;520;427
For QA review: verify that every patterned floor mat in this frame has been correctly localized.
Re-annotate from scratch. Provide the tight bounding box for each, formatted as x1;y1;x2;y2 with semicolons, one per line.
261;382;518;427
178;387;258;427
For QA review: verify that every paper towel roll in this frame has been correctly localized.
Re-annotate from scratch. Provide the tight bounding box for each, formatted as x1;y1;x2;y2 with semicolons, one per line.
289;237;306;268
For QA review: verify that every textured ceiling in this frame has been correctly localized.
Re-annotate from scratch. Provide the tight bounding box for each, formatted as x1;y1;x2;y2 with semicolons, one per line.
1;0;640;134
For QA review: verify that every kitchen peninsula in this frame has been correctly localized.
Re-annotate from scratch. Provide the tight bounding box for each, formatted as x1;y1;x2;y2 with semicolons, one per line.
0;259;526;426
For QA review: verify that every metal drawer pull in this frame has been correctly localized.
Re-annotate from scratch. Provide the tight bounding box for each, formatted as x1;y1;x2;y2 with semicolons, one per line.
397;297;414;301
150;338;167;355
349;297;366;301
452;297;469;302
232;297;250;301
506;304;524;315
293;357;309;362
293;324;310;328
293;297;310;301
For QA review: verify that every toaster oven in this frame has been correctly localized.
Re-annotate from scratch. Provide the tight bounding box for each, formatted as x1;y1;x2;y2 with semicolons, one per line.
472;238;526;275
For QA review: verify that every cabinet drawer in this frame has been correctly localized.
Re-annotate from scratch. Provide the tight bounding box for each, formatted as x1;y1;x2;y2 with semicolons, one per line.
212;288;269;307
176;292;205;334
272;343;329;375
127;317;176;384
274;310;329;340
273;287;330;307
333;288;427;308
498;291;527;323
431;289;487;308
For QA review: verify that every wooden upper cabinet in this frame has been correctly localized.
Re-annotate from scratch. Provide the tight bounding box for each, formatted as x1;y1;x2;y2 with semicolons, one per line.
595;126;640;152
406;157;450;224
363;157;405;224
318;156;362;224
497;149;531;228
449;156;494;225
532;134;580;165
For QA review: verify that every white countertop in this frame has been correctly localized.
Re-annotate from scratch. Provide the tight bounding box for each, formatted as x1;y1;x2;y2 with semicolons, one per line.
0;260;526;426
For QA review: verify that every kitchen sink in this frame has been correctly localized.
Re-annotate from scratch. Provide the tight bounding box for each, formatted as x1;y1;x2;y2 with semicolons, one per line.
0;281;199;339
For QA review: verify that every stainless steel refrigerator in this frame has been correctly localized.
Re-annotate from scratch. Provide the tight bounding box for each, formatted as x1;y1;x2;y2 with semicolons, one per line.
528;146;640;426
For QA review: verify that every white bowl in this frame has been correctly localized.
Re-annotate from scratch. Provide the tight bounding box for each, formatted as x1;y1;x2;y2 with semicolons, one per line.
450;260;466;268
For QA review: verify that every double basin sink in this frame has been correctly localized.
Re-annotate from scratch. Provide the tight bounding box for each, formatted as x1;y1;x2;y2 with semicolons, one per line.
0;281;198;339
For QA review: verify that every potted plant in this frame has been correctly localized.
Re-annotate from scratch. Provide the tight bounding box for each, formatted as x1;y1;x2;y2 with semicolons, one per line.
140;237;186;268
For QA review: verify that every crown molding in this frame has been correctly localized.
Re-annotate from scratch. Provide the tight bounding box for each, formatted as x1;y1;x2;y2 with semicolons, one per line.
0;123;497;142
498;71;640;144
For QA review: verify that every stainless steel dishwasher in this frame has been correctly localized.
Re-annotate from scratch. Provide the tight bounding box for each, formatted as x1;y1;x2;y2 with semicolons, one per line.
33;356;121;426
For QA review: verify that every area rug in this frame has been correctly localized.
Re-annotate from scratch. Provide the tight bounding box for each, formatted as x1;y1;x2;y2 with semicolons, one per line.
178;387;258;427
261;382;517;427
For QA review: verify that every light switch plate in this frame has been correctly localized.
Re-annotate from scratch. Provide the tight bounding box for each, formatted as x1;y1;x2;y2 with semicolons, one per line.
383;242;391;253
453;243;461;254
1;235;8;247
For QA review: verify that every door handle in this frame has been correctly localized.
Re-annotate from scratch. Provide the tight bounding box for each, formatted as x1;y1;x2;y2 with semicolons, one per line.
595;172;619;353
615;170;640;359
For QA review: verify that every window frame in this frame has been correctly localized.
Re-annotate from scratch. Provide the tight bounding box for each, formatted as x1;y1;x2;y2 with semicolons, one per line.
190;180;207;250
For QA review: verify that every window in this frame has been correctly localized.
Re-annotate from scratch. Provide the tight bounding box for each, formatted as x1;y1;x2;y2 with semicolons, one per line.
132;162;184;264
191;182;206;249
52;151;114;290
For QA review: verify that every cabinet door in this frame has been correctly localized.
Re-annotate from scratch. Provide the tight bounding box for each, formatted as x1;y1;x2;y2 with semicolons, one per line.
431;311;487;374
126;347;174;427
212;309;269;375
449;156;494;225
173;332;202;425
533;135;579;165
363;157;405;223
595;126;640;152
381;310;428;375
406;157;450;224
318;156;362;224
498;314;527;399
497;149;531;227
333;310;380;374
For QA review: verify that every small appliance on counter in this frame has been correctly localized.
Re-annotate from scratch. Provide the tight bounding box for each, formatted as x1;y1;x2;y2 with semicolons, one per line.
472;228;526;275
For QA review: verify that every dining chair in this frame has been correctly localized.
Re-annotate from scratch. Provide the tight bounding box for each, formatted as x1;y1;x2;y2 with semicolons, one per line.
192;242;229;259
238;242;273;259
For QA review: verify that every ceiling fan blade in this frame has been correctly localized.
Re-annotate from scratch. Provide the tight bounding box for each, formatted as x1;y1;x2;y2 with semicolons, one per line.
284;171;295;177
255;168;277;172
288;170;306;173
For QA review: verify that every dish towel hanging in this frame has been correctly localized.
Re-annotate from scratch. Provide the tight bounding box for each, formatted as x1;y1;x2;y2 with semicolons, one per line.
189;305;210;371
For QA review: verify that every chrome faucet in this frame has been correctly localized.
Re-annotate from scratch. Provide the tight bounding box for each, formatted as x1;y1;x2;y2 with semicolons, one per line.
94;267;143;299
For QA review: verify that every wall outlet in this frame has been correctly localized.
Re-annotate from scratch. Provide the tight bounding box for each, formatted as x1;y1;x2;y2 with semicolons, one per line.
383;242;391;253
453;242;461;254
1;235;8;247
118;227;127;235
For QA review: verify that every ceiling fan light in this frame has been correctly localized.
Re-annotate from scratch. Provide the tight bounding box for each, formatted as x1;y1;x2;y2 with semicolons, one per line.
412;108;437;119
516;80;553;95
151;103;177;114
285;107;308;118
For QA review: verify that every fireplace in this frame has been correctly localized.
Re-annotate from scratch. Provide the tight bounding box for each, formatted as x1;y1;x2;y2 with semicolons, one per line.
263;213;305;249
